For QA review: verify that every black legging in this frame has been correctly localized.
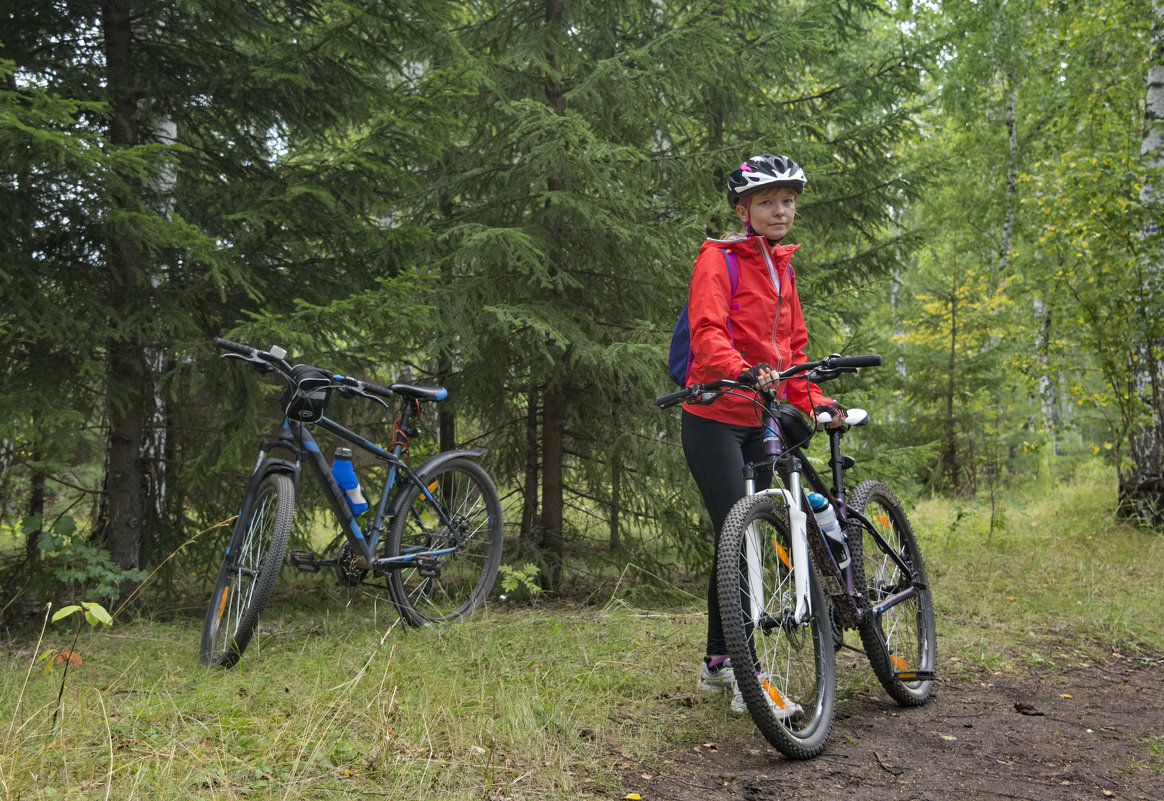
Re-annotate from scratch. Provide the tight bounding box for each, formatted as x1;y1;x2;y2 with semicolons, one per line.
681;411;772;656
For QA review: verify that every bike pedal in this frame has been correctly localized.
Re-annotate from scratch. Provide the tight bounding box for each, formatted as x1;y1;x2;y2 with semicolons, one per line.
290;549;320;573
895;669;936;682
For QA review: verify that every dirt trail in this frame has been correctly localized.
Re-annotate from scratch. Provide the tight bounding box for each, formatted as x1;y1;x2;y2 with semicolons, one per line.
623;650;1163;800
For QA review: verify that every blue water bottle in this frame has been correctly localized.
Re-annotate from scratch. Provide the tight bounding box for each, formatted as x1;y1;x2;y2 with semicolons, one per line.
807;492;850;569
331;447;368;516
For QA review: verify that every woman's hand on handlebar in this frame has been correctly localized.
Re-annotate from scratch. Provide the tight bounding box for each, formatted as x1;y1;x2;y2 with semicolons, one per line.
813;400;847;429
737;363;778;391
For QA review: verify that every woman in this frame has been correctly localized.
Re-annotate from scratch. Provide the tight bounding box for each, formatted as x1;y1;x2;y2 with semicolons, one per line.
683;154;846;714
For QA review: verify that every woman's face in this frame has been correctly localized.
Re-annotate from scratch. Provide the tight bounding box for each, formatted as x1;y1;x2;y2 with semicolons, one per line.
735;186;798;240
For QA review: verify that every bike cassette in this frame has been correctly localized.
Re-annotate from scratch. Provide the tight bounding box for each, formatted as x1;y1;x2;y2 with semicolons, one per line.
415;556;442;578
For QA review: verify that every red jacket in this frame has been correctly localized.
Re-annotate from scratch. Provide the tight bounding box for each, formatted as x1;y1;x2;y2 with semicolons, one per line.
682;235;832;426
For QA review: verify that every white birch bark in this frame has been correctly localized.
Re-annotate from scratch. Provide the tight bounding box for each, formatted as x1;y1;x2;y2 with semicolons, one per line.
1125;0;1164;519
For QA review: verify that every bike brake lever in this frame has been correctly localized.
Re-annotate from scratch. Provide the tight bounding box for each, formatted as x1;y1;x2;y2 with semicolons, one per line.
221;352;276;374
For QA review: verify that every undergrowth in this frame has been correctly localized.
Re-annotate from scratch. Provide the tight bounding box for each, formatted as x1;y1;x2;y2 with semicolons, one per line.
1;470;1161;800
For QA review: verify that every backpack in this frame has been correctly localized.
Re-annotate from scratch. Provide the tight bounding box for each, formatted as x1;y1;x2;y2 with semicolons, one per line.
667;249;740;387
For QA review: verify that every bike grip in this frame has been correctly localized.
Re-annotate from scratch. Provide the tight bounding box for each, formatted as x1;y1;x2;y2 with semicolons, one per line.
832;354;882;369
655;388;690;409
215;338;252;356
364;382;394;399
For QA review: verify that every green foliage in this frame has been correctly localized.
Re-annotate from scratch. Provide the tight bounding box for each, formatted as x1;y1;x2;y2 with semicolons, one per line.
4;0;1158;612
497;562;544;600
31;516;147;602
50;601;113;629
35;601;114;676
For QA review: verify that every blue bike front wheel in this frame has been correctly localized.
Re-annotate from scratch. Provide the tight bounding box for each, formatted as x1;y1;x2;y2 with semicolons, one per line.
201;470;293;667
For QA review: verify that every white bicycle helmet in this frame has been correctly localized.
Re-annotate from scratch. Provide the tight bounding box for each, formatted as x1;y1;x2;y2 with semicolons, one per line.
726;154;807;207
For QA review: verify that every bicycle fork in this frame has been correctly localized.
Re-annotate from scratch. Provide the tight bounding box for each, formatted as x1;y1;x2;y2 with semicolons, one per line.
743;469;813;627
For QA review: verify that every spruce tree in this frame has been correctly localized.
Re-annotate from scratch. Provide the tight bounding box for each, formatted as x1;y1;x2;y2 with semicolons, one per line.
0;0;467;598
414;0;931;588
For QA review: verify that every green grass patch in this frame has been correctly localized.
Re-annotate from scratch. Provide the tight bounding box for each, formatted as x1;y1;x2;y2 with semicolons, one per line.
912;473;1164;674
2;468;1161;799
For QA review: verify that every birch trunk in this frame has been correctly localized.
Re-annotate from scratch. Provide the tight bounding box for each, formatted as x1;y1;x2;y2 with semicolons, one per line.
1121;0;1164;523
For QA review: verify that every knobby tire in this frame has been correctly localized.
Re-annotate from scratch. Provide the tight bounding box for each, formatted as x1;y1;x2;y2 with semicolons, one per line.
384;458;503;627
200;471;293;667
717;494;836;759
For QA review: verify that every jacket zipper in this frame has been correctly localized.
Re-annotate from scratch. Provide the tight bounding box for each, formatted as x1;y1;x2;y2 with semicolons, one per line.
759;240;785;373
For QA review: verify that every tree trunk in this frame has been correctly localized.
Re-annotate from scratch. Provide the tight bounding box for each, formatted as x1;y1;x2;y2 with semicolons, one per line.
944;286;960;491
538;0;566;588
540;387;565;588
997;81;1018;282
521;390;540;542
1120;0;1164;525
25;444;45;564
609;454;621;551
97;0;150;593
1034;293;1063;456
438;352;455;452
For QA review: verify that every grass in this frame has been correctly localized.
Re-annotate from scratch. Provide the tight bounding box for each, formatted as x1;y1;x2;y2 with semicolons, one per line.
2;468;1162;800
912;470;1164;673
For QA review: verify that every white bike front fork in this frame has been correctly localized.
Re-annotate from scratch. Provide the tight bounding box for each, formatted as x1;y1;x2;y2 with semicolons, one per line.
743;484;812;626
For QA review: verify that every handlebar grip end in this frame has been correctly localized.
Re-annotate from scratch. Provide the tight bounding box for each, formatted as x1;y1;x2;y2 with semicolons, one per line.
832;354;882;369
655;387;692;409
214;338;252;356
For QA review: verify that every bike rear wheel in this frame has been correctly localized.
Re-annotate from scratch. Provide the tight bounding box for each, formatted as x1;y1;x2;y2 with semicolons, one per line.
384;458;503;627
848;480;936;706
717;494;836;759
201;471;294;667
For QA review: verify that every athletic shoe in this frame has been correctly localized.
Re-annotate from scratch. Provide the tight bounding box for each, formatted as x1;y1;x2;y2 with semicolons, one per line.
731;673;805;719
696;656;735;695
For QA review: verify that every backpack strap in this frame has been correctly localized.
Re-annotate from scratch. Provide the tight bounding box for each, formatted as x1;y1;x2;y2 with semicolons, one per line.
667;248;742;388
721;248;739;295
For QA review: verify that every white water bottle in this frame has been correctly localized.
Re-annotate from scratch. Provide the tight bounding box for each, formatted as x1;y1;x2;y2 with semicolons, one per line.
807;492;850;569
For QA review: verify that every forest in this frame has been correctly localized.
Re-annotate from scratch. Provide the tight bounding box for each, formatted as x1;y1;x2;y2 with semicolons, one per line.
1;0;1161;607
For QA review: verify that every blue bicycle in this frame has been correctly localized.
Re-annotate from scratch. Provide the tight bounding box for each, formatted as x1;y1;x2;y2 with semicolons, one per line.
201;339;504;667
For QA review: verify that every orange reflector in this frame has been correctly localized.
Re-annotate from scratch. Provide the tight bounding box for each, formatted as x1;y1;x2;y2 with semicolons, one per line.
427;481;439;493
762;678;788;710
774;542;792;570
216;587;229;619
891;654;909;671
876;513;891;529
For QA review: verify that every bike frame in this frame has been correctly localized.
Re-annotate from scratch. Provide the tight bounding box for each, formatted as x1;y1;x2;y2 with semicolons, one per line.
250;400;483;575
741;394;923;630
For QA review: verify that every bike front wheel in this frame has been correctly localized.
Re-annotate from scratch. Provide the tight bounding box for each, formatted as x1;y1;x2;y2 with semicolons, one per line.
848;480;936;706
384;458;503;627
717;494;836;760
201;470;294;667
